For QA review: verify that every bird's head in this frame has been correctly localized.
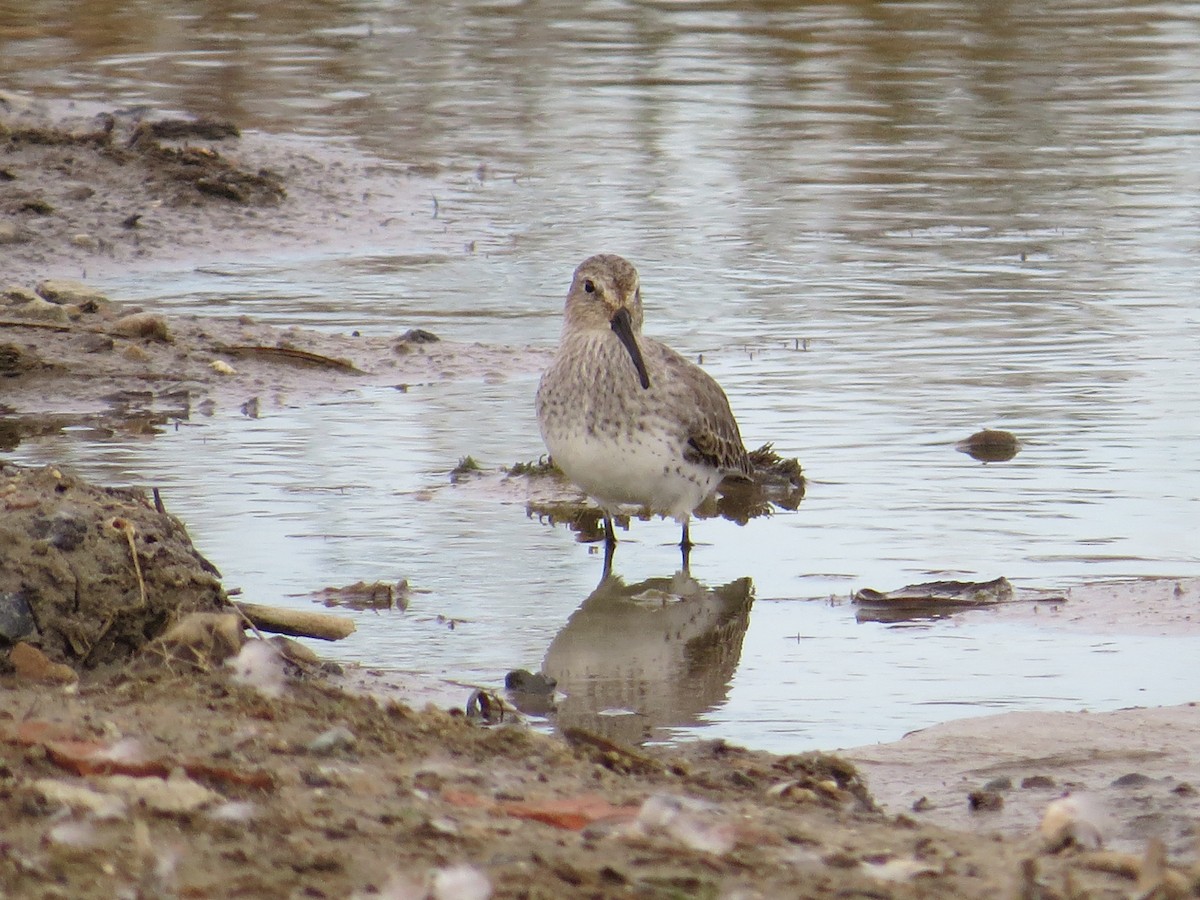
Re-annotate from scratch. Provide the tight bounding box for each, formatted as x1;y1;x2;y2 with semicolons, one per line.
562;254;650;389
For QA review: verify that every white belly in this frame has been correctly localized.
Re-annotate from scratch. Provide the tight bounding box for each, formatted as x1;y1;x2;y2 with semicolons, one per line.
547;429;719;522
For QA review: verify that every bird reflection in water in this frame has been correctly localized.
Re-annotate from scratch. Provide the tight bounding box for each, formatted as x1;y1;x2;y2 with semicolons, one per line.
537;570;754;746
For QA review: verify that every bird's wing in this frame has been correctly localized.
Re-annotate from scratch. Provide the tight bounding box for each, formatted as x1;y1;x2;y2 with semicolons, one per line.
653;342;752;477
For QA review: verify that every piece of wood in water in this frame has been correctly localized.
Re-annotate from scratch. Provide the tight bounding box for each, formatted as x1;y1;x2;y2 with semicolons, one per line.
232;601;355;641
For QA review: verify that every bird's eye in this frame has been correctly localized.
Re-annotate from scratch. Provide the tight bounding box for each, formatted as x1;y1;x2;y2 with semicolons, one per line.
583;278;596;294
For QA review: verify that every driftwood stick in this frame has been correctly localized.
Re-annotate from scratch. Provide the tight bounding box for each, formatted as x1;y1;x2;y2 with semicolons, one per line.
231;601;355;641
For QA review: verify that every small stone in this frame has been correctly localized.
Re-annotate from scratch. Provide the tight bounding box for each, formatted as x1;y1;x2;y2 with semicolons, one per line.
1021;775;1056;790
1111;772;1153;788
983;776;1012;792
69;233;98;249
36;279;109;306
122;344;150;363
210;359;237;375
111;312;172;342
0;592;38;644
10;642;77;684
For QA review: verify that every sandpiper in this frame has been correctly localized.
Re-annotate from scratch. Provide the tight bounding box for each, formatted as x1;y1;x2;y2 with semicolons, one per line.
536;254;751;563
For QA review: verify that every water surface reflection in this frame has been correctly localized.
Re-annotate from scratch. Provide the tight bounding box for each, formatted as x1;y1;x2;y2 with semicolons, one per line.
542;571;754;746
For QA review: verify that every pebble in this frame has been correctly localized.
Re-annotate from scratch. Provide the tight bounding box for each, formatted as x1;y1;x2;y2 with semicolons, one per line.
0;592;38;643
69;233;98;249
1111;772;1154;788
36;278;108;305
111;312;173;342
10;642;77;684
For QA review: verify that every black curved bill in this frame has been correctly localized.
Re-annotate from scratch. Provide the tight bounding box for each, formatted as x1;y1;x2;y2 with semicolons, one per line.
610;307;650;389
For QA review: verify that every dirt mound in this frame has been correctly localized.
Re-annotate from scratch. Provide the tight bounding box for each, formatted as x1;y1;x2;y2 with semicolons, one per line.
0;462;226;669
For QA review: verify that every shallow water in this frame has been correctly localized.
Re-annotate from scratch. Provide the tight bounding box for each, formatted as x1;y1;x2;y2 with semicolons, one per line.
5;0;1200;752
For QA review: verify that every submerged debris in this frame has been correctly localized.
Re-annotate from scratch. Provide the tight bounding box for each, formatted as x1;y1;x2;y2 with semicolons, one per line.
314;579;409;611
853;577;1024;622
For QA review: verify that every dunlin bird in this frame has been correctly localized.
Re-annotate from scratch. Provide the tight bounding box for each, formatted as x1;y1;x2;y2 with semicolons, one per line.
536;254;751;563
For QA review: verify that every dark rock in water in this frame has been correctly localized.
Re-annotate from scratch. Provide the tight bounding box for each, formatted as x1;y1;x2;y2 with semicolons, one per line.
1111;772;1154;788
0;592;38;644
956;429;1020;463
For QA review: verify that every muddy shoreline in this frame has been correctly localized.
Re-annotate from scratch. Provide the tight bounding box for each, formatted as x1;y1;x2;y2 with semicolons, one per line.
4;97;1199;897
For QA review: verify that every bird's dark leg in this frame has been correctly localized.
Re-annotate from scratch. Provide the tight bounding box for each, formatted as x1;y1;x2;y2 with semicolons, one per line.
603;513;617;548
680;519;693;551
601;513;617;578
